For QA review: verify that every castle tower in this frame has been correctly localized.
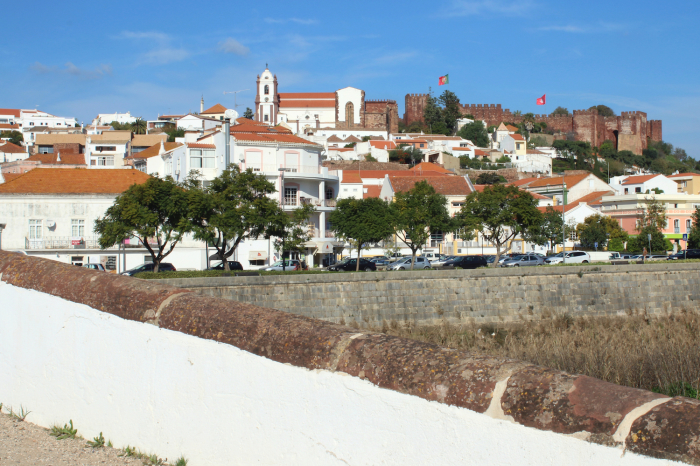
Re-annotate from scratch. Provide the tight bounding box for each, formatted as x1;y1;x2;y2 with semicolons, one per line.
254;65;279;125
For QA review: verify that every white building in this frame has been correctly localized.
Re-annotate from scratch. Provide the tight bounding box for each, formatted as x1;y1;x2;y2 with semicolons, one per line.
91;112;137;126
609;174;678;196
176;114;221;131
0;142;29;163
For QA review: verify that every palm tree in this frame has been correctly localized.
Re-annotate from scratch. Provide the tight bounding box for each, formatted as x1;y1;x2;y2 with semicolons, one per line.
131;118;146;135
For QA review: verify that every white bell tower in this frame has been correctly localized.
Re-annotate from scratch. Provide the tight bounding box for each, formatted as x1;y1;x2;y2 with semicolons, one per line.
254;64;278;125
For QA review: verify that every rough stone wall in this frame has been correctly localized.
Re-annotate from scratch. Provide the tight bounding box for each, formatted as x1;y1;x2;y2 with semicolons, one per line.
162;263;700;327
457;167;521;182
648;120;663;142
53;143;83;154
361;100;398;134
403;94;428;124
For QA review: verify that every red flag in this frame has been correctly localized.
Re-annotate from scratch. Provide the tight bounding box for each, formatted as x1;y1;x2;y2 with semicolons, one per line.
536;94;546;105
438;74;449;86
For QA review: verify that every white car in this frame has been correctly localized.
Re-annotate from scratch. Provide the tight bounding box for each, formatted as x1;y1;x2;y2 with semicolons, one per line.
387;256;432;270
544;251;591;265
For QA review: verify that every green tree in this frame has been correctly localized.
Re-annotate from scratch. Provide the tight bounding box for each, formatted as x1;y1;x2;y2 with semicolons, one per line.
430;121;449;135
188;165;283;271
438;90;461;134
551;106;569;116
389;145;423;165
131;118;146;135
0;130;23;145
423;93;442;131
687;207;700;249
608;237;624;252
271;204;316;271
496;155;511;163
243;107;254;119
475;172;506;185
589;105;615;117
329;198;395;271
457;121;489;147
578;219;608;250
165;128;185;142
552;140;593;169
539;207;564;252
458;184;543;265
390;181;452;269
94;177;190;272
528;135;549;149
576;213;628;242
628;228;666;254
638;197;666;231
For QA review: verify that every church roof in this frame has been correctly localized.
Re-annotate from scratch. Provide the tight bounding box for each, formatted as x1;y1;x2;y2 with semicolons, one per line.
278;92;335;108
201;103;227;114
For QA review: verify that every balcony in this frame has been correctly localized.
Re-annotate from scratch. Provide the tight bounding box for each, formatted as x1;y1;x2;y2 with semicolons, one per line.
25;236;101;250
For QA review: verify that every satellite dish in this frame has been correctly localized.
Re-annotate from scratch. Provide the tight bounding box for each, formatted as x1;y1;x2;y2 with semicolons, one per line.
224;109;238;121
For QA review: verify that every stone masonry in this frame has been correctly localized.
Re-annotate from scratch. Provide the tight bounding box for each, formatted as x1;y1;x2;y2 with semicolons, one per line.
161;262;700;327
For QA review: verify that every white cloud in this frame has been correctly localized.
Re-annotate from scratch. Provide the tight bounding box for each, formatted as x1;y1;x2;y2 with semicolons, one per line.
264;17;317;25
218;38;250;56
30;61;112;79
140;48;190;65
118;30;190;65
442;0;535;17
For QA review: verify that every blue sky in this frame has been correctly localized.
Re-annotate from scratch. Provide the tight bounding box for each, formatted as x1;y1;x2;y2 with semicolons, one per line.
3;1;699;156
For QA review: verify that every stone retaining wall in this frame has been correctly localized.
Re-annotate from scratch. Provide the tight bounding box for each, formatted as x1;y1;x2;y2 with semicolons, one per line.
159;263;700;326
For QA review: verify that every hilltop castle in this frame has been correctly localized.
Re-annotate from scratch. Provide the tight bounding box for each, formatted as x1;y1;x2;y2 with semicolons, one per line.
403;94;662;153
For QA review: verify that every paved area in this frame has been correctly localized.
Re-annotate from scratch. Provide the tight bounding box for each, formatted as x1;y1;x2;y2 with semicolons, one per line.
0;411;146;465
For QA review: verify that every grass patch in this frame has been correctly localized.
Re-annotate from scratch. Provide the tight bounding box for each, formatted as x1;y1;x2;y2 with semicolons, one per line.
86;432;106;448
376;311;700;399
50;420;78;440
6;405;30;421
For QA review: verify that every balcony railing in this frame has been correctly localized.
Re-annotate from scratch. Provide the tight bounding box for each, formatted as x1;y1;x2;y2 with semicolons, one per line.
245;164;323;174
25;236;102;250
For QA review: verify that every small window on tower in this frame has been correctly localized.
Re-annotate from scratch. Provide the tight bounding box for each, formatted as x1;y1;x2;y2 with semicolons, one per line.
264;85;269;95
264;114;269;122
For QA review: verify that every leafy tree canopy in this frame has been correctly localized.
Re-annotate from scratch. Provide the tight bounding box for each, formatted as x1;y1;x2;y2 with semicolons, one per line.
458;184;543;264
243;107;254;119
536;206;564;251
330;197;395;271
457;120;489;147
475;172;506;185
0;130;23;145
688;207;700;249
271;203;316;270
551;106;569;116
390;181;452;269
165;128;185;142
94;176;190;272
589;105;615;117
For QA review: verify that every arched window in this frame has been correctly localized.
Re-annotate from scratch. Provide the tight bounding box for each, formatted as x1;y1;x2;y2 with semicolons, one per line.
345;102;354;126
674;219;680;233
687;219;692;232
264;85;269;95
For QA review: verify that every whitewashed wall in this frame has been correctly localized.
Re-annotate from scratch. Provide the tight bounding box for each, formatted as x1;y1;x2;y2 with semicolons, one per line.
0;280;681;466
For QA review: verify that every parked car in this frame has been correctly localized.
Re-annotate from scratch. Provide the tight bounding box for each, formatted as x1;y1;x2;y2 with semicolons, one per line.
440;255;488;269
647;254;668;261
499;254;545;267
121;263;176;276
261;260;301;271
484;255;496;264
328;258;376;272
82;263;106;272
207;261;244;271
544;251;591;265
668;249;700;260
497;253;520;264
387;256;432;270
430;255;456;267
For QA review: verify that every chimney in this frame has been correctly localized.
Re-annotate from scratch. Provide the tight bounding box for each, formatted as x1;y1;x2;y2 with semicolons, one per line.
200;96;204;114
159;140;165;156
56;151;61;163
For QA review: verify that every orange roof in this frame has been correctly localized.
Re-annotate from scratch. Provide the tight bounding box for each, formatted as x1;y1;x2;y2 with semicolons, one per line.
279;100;335;108
369;141;396;150
0;109;21;117
451;147;473;151
510;134;525;141
1;173;24;183
201;103;227;114
187;143;216;149
0;142;26;153
25;153;86;165
668;172;700;178
474;149;488;156
343;169;449;180
329;148;355;152
529;192;550;200
0;168;152;194
0;124;20;130
410;162;452;174
572;190;615;205
389;175;472;196
363;185;381;199
508;177;539;187
342;172;362;183
235;117;267;126
526;173;591;188
127;142;183;160
230;122;292;134
621;174;660;185
278;92;335;99
505;125;519;132
232;132;319;145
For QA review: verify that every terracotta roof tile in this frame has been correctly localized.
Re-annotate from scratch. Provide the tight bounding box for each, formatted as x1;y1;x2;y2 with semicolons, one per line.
230;123;292;134
201;103;227;114
1;173;24;183
668;172;700;178
132;134;168;147
327;135;343;142
369;140;396;149
235;117;267;126
571;190;615;205
510;134;525;141
0;168;152;194
36;134;87;145
410;162;453;174
451;147;473;151
343;169;448;180
526;173;591;188
0;142;26;154
25;153;86;165
279;100;335;108
389;175;472;196
506;125;519;132
621;174;660;185
342;172;362;183
0;109;21;117
278;92;335;99
232;132;319;145
0;124;20;130
344;136;362;143
127;142;183;160
363;185;382;198
508;177;540;187
187;143;216;149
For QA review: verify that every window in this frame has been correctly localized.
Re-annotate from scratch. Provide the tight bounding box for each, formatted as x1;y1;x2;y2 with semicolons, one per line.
29;220;42;239
420;143;425;148
95;146;117;152
250;260;265;266
325;187;334;200
284;152;299;172
92;156;114;166
264;85;269;95
687;220;692;232
190;149;202;168
624;188;629;194
72;219;85;237
635;187;642;193
284;187;297;206
203;150;215;168
264;114;269;122
674;219;680;234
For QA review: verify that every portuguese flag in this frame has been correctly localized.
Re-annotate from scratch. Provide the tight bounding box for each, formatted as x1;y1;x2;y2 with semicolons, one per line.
438;74;449;86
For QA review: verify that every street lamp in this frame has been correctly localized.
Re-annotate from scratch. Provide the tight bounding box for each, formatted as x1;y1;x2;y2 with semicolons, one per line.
0;223;5;250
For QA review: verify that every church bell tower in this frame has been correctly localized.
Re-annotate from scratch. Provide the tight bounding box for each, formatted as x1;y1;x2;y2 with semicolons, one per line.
254;65;279;125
